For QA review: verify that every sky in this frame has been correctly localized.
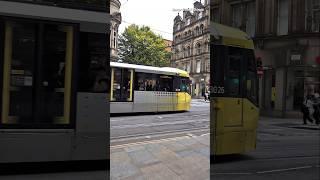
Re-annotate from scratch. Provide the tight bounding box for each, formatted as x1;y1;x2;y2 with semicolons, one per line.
119;0;196;41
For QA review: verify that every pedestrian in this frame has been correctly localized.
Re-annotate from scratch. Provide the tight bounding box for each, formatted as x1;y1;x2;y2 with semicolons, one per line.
312;93;320;125
204;91;208;101
301;94;314;125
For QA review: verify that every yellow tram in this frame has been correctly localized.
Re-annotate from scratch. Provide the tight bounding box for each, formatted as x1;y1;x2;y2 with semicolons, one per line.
110;62;191;113
210;22;259;156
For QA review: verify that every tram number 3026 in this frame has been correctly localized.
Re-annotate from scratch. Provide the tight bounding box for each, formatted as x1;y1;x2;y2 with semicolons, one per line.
212;86;224;94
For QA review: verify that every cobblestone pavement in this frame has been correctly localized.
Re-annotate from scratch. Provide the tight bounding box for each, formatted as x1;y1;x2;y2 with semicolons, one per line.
110;134;210;180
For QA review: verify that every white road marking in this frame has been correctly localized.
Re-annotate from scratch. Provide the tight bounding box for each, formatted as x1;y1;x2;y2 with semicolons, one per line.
187;133;194;137
211;172;253;175
201;133;210;136
256;166;314;174
110;136;191;149
111;118;208;129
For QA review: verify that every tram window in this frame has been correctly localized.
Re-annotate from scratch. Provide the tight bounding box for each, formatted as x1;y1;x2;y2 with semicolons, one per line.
1;20;75;128
134;72;157;91
7;22;36;123
78;32;107;93
178;78;191;93
246;50;258;104
226;55;241;96
111;68;132;101
159;75;173;92
112;68;122;101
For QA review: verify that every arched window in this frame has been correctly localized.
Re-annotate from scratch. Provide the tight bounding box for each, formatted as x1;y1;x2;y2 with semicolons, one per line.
195;26;199;35
187;46;191;56
176;49;179;59
113;32;116;48
200;24;204;34
188;30;191;36
184;32;187;37
183;47;186;58
196;43;201;54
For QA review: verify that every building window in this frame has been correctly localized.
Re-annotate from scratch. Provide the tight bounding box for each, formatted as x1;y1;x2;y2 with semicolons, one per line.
188;30;191;36
195;26;200;35
183;47;187;58
198;12;203;19
246;2;256;37
232;4;242;28
212;8;220;22
306;0;320;32
200;24;204;34
177;24;180;31
186;18;191;25
277;0;289;35
196;60;201;73
187;46;191;56
184;31;187;37
187;62;191;73
196;43;201;54
113;32;116;48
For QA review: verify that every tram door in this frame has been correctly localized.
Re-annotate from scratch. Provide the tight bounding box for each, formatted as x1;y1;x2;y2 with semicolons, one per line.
211;45;245;155
1;21;74;126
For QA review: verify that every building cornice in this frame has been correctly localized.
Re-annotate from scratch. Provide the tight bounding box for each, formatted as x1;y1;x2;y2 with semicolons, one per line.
174;16;209;34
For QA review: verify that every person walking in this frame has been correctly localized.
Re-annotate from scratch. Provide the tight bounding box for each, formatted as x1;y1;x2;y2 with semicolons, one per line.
312;93;320;125
204;91;208;101
301;95;314;125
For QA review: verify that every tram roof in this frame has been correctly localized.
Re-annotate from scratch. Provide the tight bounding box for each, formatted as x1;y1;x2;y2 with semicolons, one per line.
210;22;254;49
110;62;189;77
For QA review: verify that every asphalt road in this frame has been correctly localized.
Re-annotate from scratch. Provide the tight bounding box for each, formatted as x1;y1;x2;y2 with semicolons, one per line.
211;117;320;180
110;99;210;146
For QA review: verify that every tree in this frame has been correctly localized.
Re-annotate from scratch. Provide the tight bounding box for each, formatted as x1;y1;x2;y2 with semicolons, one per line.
118;24;171;67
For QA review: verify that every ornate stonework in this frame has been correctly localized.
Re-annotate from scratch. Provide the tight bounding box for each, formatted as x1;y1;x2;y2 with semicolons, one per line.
172;0;210;98
110;0;121;62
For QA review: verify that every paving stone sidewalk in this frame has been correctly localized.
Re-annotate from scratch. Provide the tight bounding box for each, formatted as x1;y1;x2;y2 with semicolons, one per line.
110;134;210;180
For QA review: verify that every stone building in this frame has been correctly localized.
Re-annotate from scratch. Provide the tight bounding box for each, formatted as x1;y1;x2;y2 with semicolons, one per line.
164;39;173;53
210;0;320;117
110;0;122;62
172;0;210;98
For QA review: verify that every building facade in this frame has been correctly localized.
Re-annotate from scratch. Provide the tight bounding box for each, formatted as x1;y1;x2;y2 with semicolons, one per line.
210;0;320;117
172;0;210;98
110;0;121;62
164;39;173;53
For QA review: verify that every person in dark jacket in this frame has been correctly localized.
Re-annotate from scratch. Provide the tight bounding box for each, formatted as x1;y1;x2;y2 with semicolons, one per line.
301;95;314;125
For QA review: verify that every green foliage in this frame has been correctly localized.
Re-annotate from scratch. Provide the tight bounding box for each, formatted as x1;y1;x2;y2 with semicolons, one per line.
118;24;171;67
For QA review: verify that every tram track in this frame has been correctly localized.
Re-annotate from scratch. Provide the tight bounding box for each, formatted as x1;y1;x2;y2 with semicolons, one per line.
110;126;209;146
